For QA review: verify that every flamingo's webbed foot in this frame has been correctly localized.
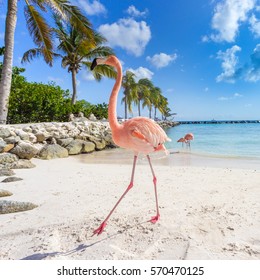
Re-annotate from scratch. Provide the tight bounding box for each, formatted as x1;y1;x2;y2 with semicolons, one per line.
93;221;107;236
150;214;160;224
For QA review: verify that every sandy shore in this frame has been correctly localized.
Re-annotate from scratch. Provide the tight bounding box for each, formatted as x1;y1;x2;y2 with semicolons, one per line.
0;149;260;260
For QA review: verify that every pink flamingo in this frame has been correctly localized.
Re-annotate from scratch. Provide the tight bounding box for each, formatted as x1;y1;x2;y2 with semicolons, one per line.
91;56;171;235
184;133;194;149
177;137;187;147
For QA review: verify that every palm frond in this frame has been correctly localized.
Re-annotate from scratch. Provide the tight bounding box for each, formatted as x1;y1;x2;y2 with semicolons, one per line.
47;0;94;40
24;4;53;65
82;62;117;80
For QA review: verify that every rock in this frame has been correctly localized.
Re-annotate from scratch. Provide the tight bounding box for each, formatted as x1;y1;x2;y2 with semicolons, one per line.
69;113;75;121
82;141;95;153
28;133;37;143
66;139;84;155
1;176;23;183
39;144;69;159
35;132;46;142
0;169;15;177
0;200;38;214
56;138;73;147
0;127;12;138
0;189;13;197
22;126;32;133
3;143;14;152
10;141;38;159
89;113;97;121
0;138;6;152
11;159;36;169
0;153;19;164
89;136;106;150
4;136;21;144
15;129;30;141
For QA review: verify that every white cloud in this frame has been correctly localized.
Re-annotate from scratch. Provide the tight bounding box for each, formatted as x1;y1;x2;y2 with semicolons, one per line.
127;67;154;81
74;0;106;16
98;18;151;56
249;14;260;37
146;52;177;68
209;0;255;42
81;71;95;81
216;45;241;82
218;92;243;101
244;43;260;81
204;87;209;92
126;5;148;17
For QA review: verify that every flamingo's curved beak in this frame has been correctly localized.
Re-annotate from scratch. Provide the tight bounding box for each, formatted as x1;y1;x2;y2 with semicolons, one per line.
91;57;107;70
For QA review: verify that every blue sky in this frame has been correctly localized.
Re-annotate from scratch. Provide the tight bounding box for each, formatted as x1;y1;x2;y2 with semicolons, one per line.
1;0;260;121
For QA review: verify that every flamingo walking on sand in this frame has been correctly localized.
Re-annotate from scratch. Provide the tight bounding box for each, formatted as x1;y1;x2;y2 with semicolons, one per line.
90;56;171;235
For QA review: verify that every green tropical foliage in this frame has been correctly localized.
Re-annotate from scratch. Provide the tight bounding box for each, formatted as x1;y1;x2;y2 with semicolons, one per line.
22;16;116;104
121;71;174;120
121;70;138;119
4;65;107;124
0;0;95;124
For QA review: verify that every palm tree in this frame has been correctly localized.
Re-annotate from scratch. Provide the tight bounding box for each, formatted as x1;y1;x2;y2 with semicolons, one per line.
136;78;153;117
0;0;94;124
121;70;138;119
23;16;116;104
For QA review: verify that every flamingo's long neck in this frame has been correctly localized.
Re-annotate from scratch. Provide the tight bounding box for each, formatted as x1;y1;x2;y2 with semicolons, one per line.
108;60;122;132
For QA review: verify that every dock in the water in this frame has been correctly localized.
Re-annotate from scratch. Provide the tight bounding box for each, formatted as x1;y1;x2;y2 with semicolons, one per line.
178;120;260;124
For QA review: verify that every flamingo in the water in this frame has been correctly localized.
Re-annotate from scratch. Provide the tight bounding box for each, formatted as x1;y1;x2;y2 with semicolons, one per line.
184;133;194;149
177;137;187;147
91;56;171;235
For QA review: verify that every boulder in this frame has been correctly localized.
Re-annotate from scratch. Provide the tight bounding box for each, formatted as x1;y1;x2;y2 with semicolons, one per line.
0;200;38;214
0;190;13;197
88;136;106;150
39;144;69;159
15;129;30;141
1;176;23;183
11;159;36;169
0;127;12;138
4;136;21;144
3;143;14;152
0;139;6;152
82;141;95;153
56;138;73;147
89;113;97;121
35;132;46;142
0;153;19;164
10;141;38;159
66;139;84;155
0;169;15;177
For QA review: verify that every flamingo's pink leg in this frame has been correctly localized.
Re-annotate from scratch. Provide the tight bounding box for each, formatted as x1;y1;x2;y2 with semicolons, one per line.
93;155;138;235
147;155;160;223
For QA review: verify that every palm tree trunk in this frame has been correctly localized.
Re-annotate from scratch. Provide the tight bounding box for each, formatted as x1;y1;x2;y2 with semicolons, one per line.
149;106;152;118
71;68;77;105
0;0;18;124
124;96;128;119
138;100;141;116
154;107;157;120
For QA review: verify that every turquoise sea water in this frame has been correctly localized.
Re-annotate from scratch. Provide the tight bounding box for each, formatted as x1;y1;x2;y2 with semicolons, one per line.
164;123;260;159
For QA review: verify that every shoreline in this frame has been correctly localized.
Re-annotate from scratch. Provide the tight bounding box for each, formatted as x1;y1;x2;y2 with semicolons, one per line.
77;148;260;170
0;150;259;260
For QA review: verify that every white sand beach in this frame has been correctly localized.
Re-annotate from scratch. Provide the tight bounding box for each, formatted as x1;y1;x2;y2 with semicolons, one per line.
0;150;260;260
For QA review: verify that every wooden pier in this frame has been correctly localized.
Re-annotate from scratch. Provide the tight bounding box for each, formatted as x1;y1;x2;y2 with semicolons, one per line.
178;120;260;124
